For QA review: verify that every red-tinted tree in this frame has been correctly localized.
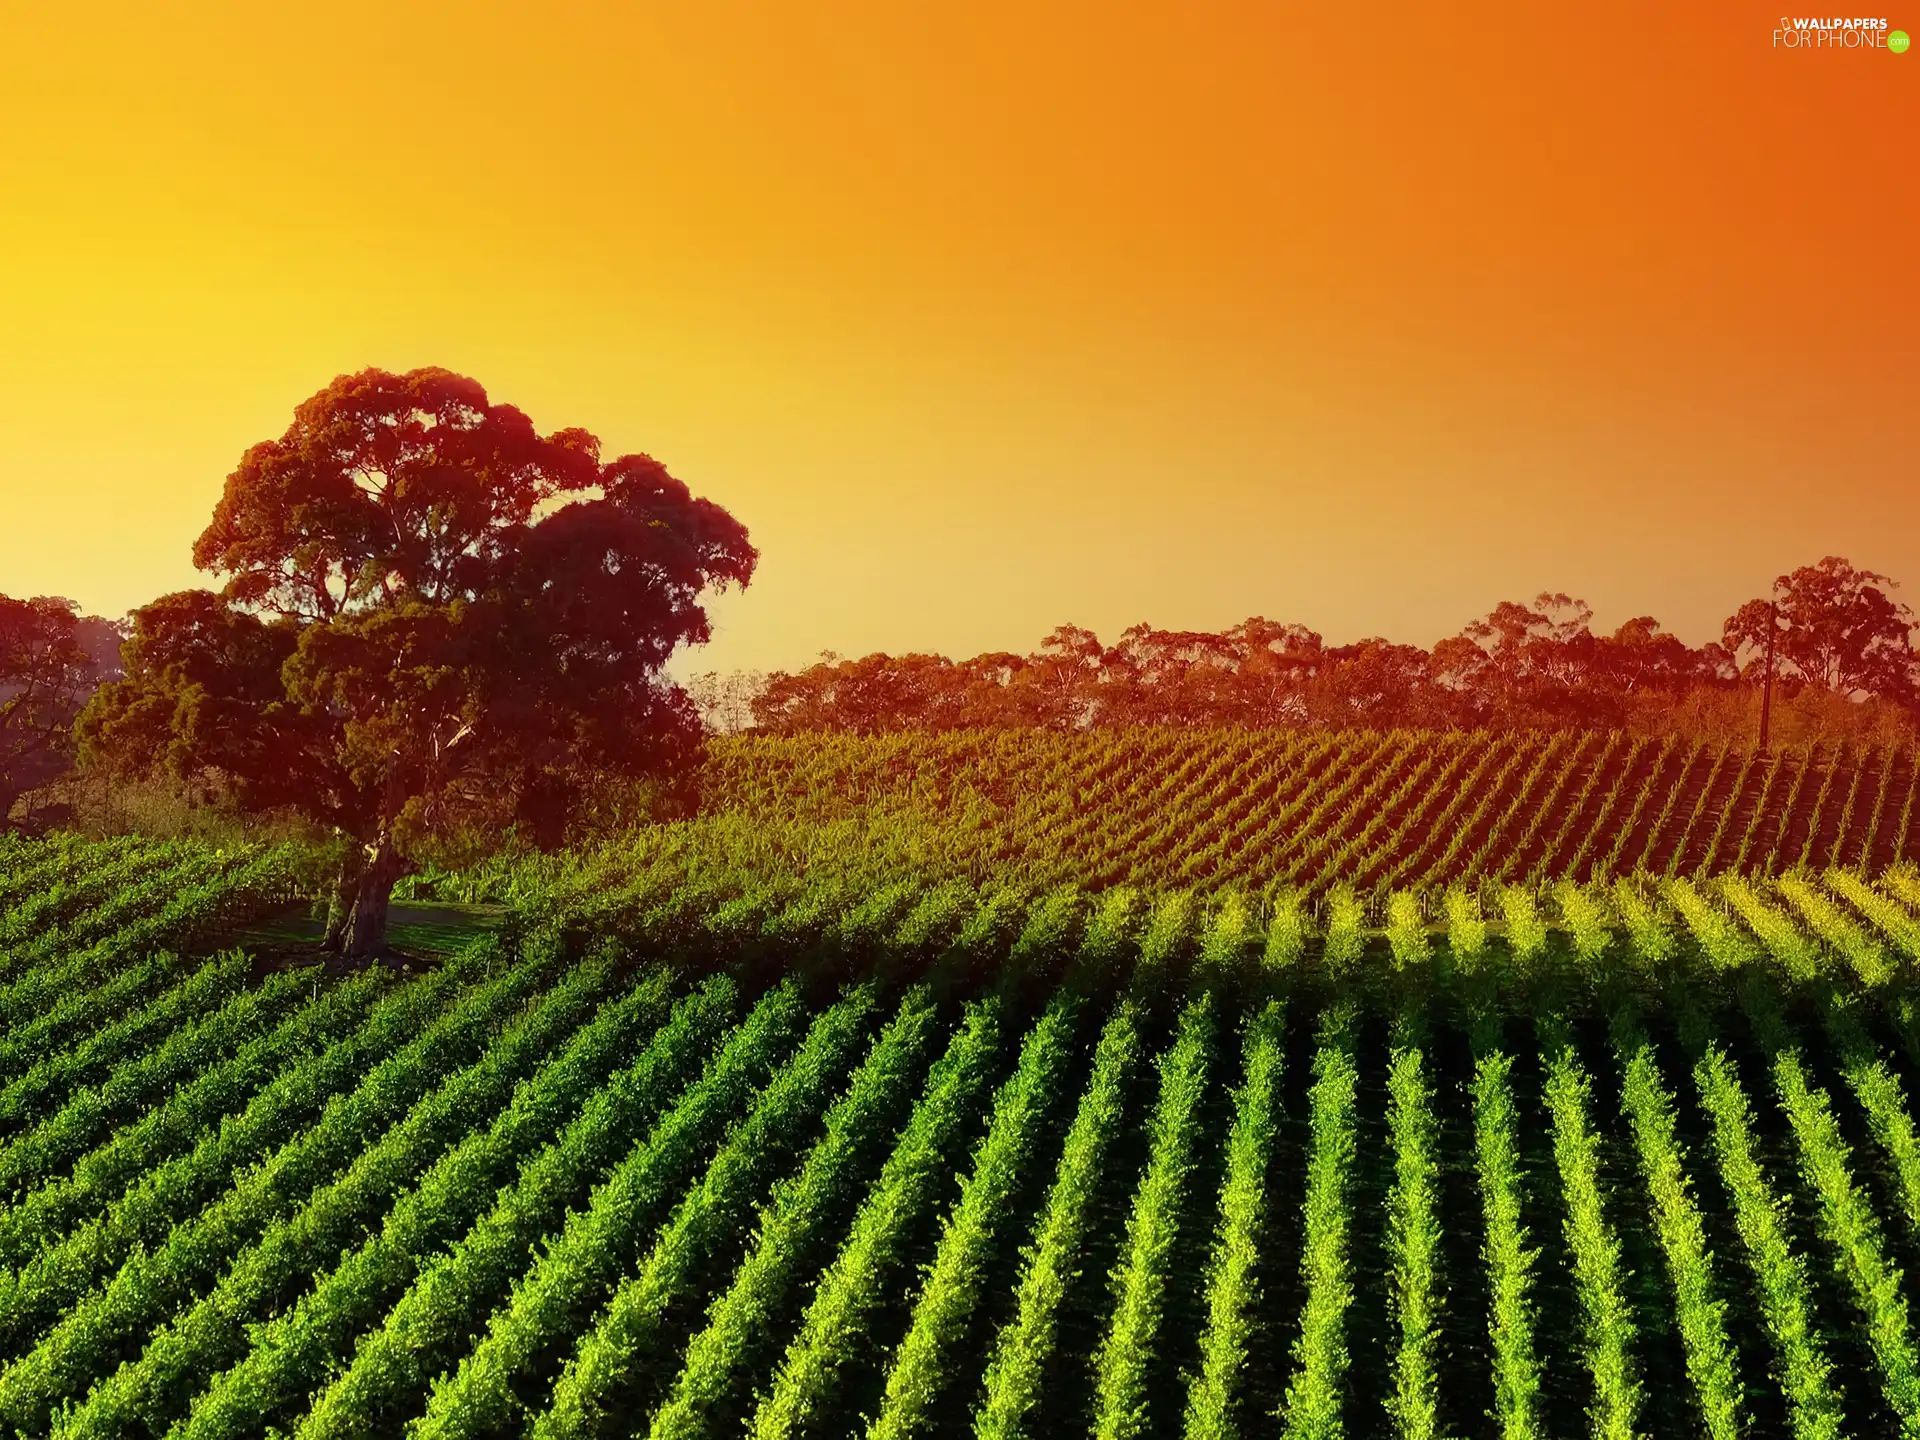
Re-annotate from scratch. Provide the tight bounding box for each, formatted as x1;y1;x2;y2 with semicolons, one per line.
0;596;122;828
1591;616;1726;696
1020;625;1107;728
1099;625;1238;725
753;652;950;732
1305;638;1444;728
1722;556;1915;704
1440;594;1624;726
80;368;755;960
1225;618;1325;725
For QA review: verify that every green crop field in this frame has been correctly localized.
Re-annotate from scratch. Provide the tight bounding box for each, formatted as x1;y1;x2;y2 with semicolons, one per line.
6;735;1920;1439
686;731;1920;897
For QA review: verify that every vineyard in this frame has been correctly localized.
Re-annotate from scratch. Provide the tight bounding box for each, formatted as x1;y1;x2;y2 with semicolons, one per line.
6;832;1920;1437
691;730;1920;897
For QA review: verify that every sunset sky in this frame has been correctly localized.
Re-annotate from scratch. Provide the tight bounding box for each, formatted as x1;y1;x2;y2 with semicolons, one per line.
1;0;1914;675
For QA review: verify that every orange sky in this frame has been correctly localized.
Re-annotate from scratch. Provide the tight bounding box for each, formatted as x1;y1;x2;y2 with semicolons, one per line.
1;0;1914;674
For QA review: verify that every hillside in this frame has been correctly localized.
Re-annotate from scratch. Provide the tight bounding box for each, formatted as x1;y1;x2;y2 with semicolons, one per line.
696;729;1920;897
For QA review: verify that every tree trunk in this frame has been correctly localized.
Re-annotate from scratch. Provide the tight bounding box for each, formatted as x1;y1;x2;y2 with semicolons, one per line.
320;847;365;952
340;834;408;963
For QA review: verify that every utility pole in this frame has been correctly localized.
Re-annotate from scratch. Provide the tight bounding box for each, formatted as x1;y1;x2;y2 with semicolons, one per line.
1758;596;1778;754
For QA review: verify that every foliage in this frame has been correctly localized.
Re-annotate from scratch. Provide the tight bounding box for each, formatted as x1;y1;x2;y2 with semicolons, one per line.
1680;1001;1845;1440
865;996;1077;1440
1723;555;1916;704
1090;993;1213;1440
1539;1016;1641;1440
1605;1001;1743;1440
749;999;1004;1440
643;992;942;1440
1382;1024;1442;1440
1470;1022;1542;1440
1280;1002;1359;1440
971;1002;1138;1440
1183;1000;1285;1440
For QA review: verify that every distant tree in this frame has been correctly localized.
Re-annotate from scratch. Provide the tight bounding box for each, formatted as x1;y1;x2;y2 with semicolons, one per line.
0;596;122;829
1592;615;1727;696
1100;625;1242;726
80;367;755;961
1227;617;1325;725
1022;624;1106;727
1722;556;1916;704
1437;594;1608;726
1306;638;1443;728
952;651;1034;725
753;651;965;733
684;669;769;734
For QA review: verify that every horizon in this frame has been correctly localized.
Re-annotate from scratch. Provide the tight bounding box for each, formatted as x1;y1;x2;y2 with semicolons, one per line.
2;0;1915;673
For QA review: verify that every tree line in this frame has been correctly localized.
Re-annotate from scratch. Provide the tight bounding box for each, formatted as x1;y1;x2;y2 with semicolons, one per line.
696;557;1918;737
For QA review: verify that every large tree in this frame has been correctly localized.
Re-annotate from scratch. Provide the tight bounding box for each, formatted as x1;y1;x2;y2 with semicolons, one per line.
1;596;122;828
1722;556;1915;703
80;367;756;960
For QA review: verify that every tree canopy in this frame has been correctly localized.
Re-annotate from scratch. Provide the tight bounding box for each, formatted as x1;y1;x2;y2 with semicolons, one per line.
1722;555;1915;704
81;367;756;958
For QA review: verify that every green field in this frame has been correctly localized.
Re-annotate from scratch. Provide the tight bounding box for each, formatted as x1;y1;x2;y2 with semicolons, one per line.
684;731;1920;897
6;740;1920;1439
